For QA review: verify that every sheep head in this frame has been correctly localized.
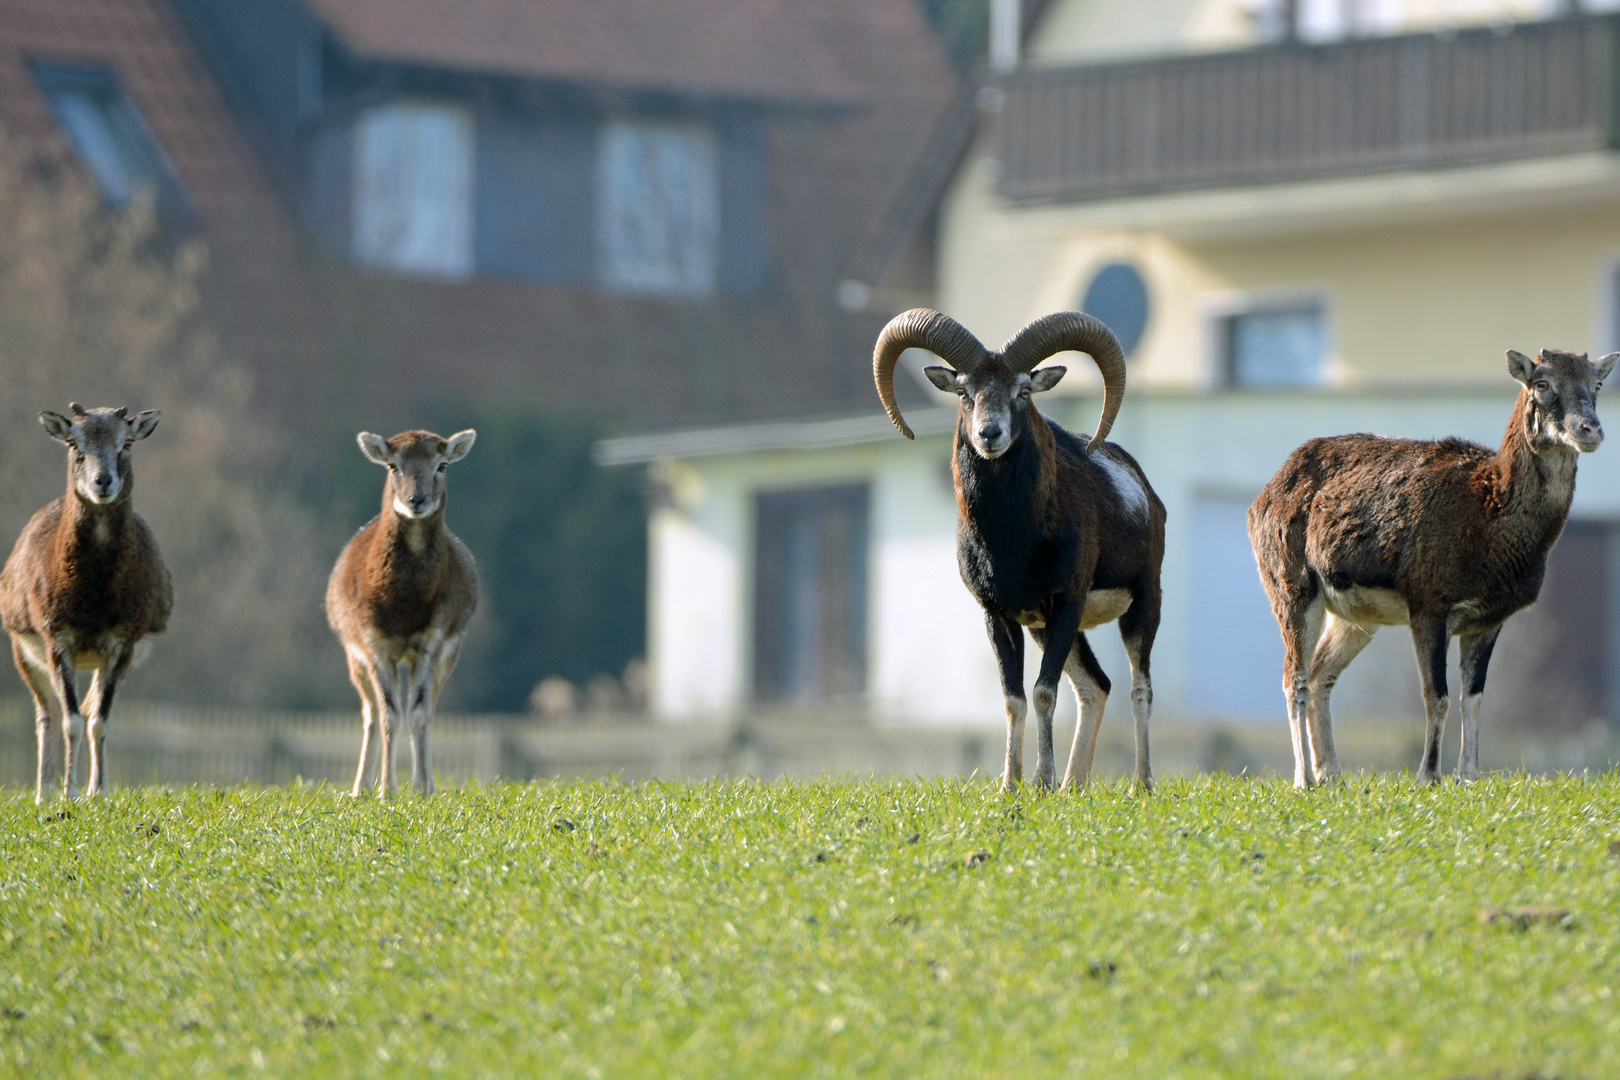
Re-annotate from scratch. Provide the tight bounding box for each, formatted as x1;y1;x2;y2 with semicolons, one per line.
1507;348;1619;454
873;309;1126;456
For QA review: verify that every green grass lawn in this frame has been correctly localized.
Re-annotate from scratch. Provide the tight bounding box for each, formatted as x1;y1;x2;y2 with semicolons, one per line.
1;774;1617;1078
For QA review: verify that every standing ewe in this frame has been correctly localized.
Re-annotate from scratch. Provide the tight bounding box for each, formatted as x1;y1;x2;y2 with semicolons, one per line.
1;404;171;802
1249;348;1615;788
875;309;1166;793
326;429;477;796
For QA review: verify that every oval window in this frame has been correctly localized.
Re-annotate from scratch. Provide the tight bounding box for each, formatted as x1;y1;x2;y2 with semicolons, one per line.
1080;262;1150;358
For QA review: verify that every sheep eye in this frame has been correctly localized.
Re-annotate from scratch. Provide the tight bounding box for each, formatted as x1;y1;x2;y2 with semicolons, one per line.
1535;380;1550;392
956;388;969;399
387;464;399;473
437;463;447;473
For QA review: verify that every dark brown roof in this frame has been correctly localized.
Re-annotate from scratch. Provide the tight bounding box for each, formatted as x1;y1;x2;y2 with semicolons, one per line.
307;0;862;105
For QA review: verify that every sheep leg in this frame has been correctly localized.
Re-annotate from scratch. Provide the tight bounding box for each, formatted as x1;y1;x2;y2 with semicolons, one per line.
405;641;441;796
82;644;134;796
1058;633;1110;793
1305;615;1376;786
373;657;408;797
13;636;60;805
1029;597;1083;792
1410;618;1450;786
431;635;463;708
1119;589;1160;794
1456;626;1500;783
41;639;86;800
1279;595;1325;790
346;651;379;797
986;612;1026;792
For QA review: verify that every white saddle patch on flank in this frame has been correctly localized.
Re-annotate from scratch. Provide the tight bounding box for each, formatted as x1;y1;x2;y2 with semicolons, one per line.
1094;448;1149;519
1016;588;1133;631
1322;584;1409;627
1081;588;1132;629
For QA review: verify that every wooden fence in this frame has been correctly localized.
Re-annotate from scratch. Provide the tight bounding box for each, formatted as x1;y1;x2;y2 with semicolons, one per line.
0;700;1614;791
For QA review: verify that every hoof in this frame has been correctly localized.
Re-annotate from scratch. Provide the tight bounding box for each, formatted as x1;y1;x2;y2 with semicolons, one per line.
1414;770;1441;787
1313;769;1342;787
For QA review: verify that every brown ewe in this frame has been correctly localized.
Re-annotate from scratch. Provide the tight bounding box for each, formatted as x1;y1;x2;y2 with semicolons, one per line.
326;429;477;796
1249;348;1615;788
1;404;172;802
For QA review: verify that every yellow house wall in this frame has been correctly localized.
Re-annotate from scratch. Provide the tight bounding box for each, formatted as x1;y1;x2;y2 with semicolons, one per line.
939;147;1620;390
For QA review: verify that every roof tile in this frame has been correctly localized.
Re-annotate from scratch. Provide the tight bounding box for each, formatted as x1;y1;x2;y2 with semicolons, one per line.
307;0;863;104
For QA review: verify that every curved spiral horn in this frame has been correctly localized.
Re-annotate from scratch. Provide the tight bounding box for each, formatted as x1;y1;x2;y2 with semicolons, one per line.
1001;312;1127;451
113;406;128;419
873;309;990;440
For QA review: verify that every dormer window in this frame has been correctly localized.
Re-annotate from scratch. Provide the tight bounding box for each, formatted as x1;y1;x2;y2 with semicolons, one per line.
352;103;474;278
33;62;188;219
596;119;719;298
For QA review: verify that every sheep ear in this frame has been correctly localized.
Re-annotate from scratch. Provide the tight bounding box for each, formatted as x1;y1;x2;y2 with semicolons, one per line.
923;366;957;392
1030;366;1067;392
128;410;160;441
1507;350;1538;386
357;432;391;466
40;411;75;444
1594;352;1619;387
444;429;476;463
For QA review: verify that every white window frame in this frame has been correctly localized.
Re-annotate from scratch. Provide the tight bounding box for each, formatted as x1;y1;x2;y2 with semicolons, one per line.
352;102;474;279
1201;287;1335;390
596;118;720;299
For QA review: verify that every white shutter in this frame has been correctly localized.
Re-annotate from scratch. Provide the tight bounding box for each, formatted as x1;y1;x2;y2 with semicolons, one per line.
597;120;719;298
353;103;473;278
1187;496;1287;722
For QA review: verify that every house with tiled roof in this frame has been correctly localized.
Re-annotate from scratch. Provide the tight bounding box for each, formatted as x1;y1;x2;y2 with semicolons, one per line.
4;0;960;432
164;0;961;430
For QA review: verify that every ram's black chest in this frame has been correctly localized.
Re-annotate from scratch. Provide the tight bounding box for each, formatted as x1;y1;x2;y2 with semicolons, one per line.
953;441;1078;615
957;522;1076;615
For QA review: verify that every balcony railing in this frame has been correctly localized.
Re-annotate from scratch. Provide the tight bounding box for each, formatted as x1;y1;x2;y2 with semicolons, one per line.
996;15;1620;204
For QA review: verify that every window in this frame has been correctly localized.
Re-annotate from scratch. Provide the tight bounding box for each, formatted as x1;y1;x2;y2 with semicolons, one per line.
1222;299;1327;388
753;485;869;705
353;103;474;278
1080;262;1151;358
597;119;719;298
33;63;187;218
